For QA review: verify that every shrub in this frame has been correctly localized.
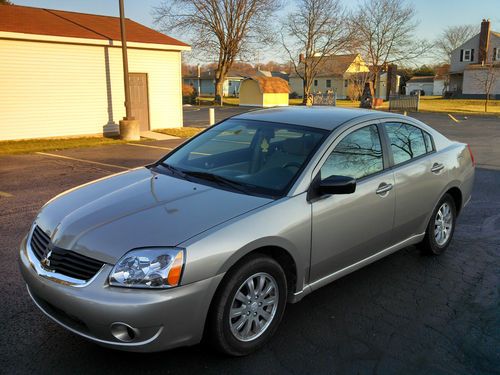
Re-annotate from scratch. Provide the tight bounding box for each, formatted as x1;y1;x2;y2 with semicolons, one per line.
182;84;197;104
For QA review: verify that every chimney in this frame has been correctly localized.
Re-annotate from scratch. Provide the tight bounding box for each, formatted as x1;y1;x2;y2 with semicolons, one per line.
478;19;491;64
299;53;304;63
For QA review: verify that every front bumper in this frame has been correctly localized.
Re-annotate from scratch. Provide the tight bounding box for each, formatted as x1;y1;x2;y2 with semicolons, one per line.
19;235;224;352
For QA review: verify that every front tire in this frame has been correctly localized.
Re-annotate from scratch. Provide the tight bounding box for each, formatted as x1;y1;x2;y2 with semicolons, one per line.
419;193;457;255
207;254;287;356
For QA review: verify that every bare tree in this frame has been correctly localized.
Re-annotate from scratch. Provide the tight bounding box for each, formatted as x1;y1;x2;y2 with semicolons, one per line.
347;71;371;101
350;0;431;99
282;0;353;104
0;0;13;4
471;64;498;112
435;25;478;63
154;0;281;104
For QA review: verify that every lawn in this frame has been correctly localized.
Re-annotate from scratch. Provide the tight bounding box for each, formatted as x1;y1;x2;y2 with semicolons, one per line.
155;127;203;138
418;96;500;115
196;95;499;115
0;136;134;155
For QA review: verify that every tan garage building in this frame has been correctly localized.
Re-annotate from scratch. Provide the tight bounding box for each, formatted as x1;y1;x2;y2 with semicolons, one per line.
0;5;189;141
239;77;290;107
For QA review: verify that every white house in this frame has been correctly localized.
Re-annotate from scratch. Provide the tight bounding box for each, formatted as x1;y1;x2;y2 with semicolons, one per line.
289;54;370;99
0;5;190;141
448;19;500;99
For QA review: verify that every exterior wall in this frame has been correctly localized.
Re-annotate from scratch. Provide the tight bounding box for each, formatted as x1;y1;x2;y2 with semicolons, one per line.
289;77;304;97
449;74;463;92
223;79;241;97
450;34;480;73
183;77;242;96
463;67;500;97
375;73;400;99
433;79;446;96
450;33;500;73
0;38;183;140
345;55;370;74
290;77;344;98
406;82;434;96
262;93;289;107
239;80;263;106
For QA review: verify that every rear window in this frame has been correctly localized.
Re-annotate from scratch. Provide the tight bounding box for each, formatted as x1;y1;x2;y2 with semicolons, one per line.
384;123;428;165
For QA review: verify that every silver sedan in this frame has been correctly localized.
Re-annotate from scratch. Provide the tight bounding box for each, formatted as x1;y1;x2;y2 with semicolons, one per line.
19;107;475;355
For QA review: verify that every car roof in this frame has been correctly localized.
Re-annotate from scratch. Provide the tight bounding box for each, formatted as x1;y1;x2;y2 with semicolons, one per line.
233;106;405;131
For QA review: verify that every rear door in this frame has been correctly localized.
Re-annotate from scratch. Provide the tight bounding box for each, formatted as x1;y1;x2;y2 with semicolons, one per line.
309;123;395;283
382;122;448;242
129;73;150;132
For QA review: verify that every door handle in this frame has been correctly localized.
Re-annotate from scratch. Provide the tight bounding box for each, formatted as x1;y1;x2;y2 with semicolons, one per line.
376;183;393;195
431;163;444;173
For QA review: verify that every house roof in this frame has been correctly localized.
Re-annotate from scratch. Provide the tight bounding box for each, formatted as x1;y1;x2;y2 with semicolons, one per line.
291;54;362;78
244;77;290;94
464;63;500;70
0;4;189;47
256;70;289;81
408;76;434;83
184;69;246;80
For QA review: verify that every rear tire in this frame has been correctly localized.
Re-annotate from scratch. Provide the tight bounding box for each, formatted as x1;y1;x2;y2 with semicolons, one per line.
419;193;456;255
207;254;287;356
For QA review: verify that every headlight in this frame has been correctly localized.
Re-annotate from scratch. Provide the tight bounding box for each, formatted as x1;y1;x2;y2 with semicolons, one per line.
109;248;184;289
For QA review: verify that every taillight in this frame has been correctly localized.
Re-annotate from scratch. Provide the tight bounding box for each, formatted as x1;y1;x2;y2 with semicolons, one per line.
467;144;475;167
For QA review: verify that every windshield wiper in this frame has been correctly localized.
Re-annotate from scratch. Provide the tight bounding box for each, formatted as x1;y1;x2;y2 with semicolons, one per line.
182;171;251;195
157;162;187;179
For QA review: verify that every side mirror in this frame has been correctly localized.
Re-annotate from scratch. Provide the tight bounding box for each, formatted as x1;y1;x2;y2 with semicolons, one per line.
318;175;356;195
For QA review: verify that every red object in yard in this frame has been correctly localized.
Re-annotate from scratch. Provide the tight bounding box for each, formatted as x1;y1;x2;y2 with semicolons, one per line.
373;98;384;108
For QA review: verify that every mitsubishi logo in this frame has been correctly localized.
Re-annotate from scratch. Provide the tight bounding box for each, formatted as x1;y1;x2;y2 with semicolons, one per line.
41;249;53;270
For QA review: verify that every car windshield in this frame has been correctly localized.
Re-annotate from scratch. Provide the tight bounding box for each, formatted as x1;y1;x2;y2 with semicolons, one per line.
156;119;328;197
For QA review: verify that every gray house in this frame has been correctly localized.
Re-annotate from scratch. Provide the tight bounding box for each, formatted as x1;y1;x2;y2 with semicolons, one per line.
449;19;500;98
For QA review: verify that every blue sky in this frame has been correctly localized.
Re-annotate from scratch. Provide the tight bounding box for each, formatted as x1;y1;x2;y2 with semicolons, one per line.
12;0;500;65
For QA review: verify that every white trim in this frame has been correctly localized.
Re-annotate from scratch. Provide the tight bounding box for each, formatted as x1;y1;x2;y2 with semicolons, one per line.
463;49;472;62
0;31;191;51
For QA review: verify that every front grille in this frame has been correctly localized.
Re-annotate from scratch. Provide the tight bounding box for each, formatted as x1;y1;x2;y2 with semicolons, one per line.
30;225;105;281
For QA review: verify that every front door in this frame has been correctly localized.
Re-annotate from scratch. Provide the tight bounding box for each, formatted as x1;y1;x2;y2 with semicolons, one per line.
129;73;150;132
310;124;395;283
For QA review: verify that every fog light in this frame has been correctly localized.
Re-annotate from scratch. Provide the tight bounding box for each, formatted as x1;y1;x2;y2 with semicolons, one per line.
110;322;139;342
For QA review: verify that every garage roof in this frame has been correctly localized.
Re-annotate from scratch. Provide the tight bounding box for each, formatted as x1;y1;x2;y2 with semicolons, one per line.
0;4;189;47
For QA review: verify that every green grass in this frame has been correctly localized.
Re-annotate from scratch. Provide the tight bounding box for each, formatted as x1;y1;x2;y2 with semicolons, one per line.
0;136;132;155
418;96;500;115
155;127;203;138
194;96;239;106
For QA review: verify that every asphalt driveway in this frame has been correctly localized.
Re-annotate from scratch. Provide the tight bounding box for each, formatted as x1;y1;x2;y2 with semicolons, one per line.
0;111;499;374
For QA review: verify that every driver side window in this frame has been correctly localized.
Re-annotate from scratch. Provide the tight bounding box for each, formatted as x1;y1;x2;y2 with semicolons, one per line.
321;125;384;180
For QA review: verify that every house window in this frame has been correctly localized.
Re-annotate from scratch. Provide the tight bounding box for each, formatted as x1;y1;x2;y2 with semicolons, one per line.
326;79;331;88
495;47;500;61
344;80;348;88
229;81;232;86
314;79;318;87
463;49;472;61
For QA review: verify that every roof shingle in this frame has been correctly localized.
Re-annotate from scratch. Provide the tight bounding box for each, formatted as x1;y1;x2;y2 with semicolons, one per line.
0;4;189;47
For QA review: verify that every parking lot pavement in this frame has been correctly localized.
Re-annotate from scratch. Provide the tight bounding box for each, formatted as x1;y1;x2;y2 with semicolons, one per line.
1;115;499;374
183;105;254;127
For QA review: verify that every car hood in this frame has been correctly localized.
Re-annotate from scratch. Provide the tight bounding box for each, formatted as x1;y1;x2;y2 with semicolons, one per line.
35;168;272;264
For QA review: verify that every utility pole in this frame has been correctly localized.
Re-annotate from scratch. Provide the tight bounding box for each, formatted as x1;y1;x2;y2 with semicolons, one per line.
119;0;132;119
118;0;139;140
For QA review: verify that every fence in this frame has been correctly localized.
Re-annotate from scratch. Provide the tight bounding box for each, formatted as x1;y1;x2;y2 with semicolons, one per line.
389;94;420;112
311;92;337;106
